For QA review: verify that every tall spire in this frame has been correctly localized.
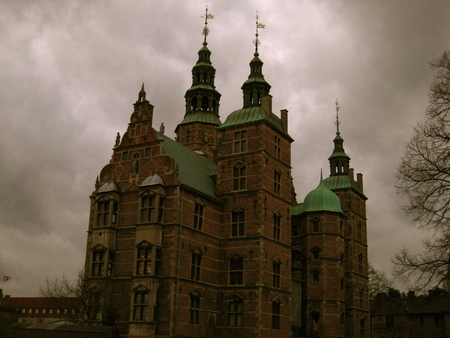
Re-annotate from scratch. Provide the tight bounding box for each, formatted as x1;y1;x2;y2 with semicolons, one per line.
329;100;350;176
241;12;271;108
177;7;221;129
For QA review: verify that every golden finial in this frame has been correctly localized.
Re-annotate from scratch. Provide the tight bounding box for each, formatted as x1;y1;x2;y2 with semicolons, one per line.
254;11;265;55
335;98;341;134
201;5;214;44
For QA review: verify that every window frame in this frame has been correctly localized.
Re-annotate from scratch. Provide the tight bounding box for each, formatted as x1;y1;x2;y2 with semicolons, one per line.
136;242;153;276
273;259;281;289
193;202;205;231
233;164;247;191
273;213;281;241
273;168;281;195
133;289;150;321
191;251;202;281
274;135;281;158
231;210;245;237
227;298;243;327
91;247;106;277
229;255;244;285
189;294;200;324
140;193;165;224
272;301;281;329
234;130;247;153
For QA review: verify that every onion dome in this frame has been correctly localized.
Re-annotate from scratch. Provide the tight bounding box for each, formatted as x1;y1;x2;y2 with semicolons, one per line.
297;172;344;215
141;174;165;187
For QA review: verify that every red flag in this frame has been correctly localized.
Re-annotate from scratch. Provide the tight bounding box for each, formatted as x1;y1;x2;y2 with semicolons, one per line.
3;276;10;281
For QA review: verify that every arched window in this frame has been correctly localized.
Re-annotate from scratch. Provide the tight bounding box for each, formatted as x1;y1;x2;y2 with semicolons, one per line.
312;270;320;283
312;247;320;260
311;218;320;232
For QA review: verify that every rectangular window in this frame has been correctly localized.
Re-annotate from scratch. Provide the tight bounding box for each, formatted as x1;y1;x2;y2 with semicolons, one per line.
231;211;245;237
145;147;152;157
190;296;200;324
228;300;243;327
229;256;244;285
158;197;165;222
233;166;246;190
194;204;204;230
141;196;156;222
122;151;128;161
97;201;110;227
137;245;152;275
155;248;162;275
274;135;281;158
133;291;149;321
273;261;281;288
234;131;247;153
186;130;191;143
91;250;105;276
191;253;202;281
273;214;281;241
386;315;394;328
274;170;281;195
272;302;280;329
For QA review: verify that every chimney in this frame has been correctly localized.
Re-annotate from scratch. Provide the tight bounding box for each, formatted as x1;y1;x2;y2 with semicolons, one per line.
280;109;288;132
357;173;364;192
261;95;272;114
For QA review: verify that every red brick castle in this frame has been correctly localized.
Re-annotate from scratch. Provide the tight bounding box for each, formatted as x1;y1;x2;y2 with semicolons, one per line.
83;13;369;338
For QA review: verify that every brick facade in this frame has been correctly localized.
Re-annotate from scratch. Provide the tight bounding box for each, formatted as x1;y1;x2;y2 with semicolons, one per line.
82;39;369;338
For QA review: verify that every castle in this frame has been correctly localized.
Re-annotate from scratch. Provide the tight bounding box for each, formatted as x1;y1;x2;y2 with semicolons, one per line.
83;14;369;338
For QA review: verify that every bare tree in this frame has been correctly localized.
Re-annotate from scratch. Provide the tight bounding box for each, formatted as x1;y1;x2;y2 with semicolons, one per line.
369;264;393;299
395;51;450;290
39;270;129;326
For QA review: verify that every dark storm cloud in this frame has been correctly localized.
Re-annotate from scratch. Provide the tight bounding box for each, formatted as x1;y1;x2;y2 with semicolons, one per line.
1;0;449;295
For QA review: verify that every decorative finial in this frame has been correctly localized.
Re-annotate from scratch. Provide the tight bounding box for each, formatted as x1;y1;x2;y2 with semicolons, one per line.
136;83;146;103
201;5;214;44
254;11;265;56
335;98;341;134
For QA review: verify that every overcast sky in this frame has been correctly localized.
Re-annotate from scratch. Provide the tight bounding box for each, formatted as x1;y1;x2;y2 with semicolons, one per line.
1;1;449;297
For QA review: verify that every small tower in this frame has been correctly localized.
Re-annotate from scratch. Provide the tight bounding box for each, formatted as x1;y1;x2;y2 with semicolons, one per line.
175;7;221;160
291;172;346;338
323;101;369;338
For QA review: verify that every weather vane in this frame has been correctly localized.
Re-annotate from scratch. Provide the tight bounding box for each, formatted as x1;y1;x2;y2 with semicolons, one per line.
254;11;265;55
335;98;341;134
201;5;214;43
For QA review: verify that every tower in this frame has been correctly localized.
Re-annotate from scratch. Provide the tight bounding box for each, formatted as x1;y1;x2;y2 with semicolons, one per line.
291;102;369;338
214;13;294;338
175;7;221;161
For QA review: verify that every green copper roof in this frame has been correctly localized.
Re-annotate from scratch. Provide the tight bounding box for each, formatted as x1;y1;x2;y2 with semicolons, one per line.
159;133;217;198
323;175;365;197
179;111;222;126
217;106;292;140
292;175;344;216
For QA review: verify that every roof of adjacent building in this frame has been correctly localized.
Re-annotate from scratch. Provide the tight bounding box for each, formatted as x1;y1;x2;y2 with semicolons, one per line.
2;297;80;310
160;133;217;198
